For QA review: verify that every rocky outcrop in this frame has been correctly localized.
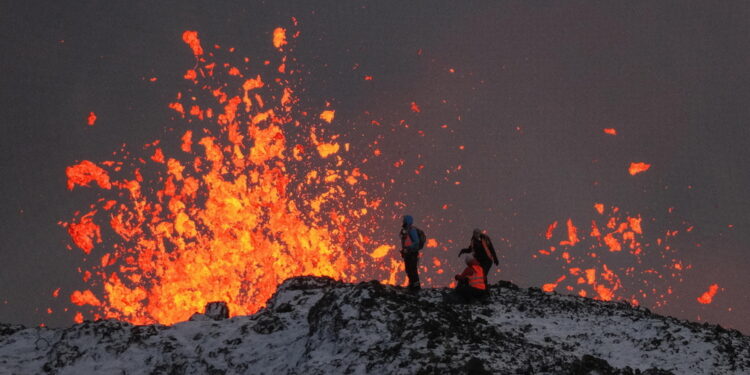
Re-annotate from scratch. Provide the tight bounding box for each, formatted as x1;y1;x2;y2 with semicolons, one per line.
190;301;230;322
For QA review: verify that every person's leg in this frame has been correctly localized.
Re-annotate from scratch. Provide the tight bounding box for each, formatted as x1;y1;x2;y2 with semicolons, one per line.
454;282;473;303
402;252;412;286
404;252;420;289
469;286;487;301
481;260;492;286
410;252;421;289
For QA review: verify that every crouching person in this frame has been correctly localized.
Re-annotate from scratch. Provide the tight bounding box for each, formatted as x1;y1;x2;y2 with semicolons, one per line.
448;255;488;304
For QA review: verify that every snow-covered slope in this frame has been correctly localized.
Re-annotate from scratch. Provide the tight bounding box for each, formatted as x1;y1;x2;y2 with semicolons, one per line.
1;277;748;374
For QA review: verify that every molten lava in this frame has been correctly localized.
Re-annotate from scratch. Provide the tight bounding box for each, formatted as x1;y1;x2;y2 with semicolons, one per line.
697;284;720;304
62;27;392;325
628;162;651;176
536;203;690;308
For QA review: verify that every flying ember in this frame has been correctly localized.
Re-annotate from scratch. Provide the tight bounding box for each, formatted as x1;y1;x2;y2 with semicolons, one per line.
628;162;651;176
697;284;720;305
535;203;692;308
87;112;97;126
61;26;393;325
57;23;708;328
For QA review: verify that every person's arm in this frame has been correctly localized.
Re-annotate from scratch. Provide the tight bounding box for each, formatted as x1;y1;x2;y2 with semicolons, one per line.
484;235;499;265
461;237;476;257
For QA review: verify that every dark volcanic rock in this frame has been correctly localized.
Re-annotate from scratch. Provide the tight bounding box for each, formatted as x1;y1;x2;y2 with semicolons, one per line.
205;302;229;321
0;276;748;374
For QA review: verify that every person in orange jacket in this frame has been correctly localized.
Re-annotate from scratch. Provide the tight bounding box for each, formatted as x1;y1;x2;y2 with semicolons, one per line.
453;254;488;303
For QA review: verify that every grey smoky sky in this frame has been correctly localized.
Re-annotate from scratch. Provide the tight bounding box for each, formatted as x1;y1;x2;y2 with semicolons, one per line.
1;1;749;333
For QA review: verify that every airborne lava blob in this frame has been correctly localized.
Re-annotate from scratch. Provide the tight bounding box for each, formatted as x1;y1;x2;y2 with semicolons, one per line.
61;27;392;325
628;162;651;176
697;284;720;305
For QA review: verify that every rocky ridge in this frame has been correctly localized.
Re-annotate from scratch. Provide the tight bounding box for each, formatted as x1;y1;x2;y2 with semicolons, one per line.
1;276;748;374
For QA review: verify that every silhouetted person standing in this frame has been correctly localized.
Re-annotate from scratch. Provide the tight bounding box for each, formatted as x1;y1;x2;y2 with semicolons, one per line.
400;215;421;291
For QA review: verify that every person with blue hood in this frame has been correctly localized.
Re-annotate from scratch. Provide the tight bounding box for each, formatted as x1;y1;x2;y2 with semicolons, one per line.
400;214;421;291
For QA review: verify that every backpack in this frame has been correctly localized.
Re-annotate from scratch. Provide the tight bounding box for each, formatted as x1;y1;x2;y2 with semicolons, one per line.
414;226;427;250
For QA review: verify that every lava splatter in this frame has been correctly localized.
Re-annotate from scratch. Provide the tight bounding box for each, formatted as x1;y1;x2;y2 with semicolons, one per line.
62;27;398;325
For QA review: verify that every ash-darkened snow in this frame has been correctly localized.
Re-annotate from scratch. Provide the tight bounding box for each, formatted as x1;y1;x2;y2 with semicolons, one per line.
2;277;748;374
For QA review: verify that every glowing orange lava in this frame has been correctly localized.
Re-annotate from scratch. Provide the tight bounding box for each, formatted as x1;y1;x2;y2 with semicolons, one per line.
410;101;421;113
66;161;112;190
272;27;287;49
62;27;392;325
70;290;101;306
559;219;579;246
697;284;720;304
628;162;651;175
182;30;204;56
537;203;689;307
319;110;335;124
542;275;566;292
